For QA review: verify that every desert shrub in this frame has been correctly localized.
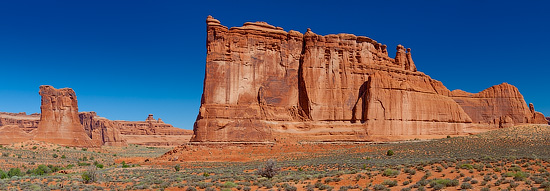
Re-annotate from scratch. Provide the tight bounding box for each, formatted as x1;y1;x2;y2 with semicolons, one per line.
242;187;251;191
82;167;98;184
401;188;411;191
481;187;490;191
382;168;400;177
121;161;130;168
282;183;297;191
404;168;416;175
381;180;397;187
174;164;181;172
531;176;545;184
471;179;478;184
433;183;445;190
386;150;394;156
186;187;197;191
541;181;550;188
513;171;529;181
373;184;387;190
257;159;279;179
460;182;473;189
8;168;22;177
402;180;410;185
314;182;331;190
417;179;429;186
30;165;52;176
223;182;237;188
0;170;7;179
460;164;473;169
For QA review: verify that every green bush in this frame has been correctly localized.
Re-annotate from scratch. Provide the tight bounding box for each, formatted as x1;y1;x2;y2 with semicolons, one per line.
386;150;394;156
121;161;130;168
7;168;22;177
513;171;529;181
82;168;97;184
0;169;7;179
382;168;400;177
174;164;181;172
381;179;398;187
30;165;52;176
223;181;237;188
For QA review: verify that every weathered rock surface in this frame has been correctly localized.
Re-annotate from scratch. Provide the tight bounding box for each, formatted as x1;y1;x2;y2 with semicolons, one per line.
452;83;548;127
32;85;99;147
0;110;190;146
192;16;547;143
547;117;550;125
115;114;191;136
79;112;127;146
0;125;32;145
0;112;39;133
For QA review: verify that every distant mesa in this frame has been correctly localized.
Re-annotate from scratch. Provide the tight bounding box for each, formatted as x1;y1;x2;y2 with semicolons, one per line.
192;16;548;143
0;86;192;147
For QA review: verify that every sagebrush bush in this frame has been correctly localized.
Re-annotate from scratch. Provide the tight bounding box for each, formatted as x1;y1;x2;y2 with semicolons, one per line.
257;159;279;178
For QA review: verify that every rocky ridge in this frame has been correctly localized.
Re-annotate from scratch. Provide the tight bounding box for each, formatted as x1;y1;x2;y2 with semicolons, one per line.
192;16;547;143
0;86;191;146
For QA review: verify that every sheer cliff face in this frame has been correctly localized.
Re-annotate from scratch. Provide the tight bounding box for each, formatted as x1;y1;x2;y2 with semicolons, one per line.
193;16;547;143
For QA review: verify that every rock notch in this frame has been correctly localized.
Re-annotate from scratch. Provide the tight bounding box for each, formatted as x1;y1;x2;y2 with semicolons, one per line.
192;16;547;143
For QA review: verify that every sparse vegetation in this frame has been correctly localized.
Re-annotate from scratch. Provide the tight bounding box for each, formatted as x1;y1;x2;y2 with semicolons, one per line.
0;125;548;190
257;159;279;178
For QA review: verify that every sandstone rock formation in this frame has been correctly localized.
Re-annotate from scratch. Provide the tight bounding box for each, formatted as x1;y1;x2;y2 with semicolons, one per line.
0;125;32;145
115;114;191;136
0;86;190;146
0;111;190;146
192;16;547;143
32;85;99;147
79;112;127;146
0;112;39;132
451;84;548;128
112;114;193;146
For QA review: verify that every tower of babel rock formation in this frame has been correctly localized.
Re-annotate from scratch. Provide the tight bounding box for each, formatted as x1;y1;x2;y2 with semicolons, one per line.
192;16;547;143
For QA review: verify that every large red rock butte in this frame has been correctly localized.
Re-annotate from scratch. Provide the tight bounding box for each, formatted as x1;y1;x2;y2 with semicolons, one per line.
32;85;100;147
192;16;547;143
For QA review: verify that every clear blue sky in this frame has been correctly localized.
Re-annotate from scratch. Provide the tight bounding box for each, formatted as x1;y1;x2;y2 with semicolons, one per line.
1;1;548;129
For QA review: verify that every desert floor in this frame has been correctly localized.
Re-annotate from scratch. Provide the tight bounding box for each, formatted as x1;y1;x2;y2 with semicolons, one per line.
1;125;550;191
